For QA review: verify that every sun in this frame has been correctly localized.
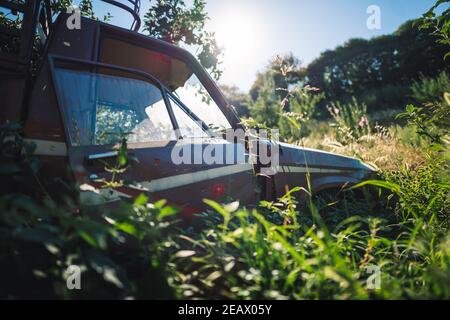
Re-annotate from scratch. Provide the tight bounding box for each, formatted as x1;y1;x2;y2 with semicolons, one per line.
214;13;260;66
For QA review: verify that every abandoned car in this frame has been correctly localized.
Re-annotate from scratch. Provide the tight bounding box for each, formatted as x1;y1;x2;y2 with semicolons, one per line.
0;0;376;217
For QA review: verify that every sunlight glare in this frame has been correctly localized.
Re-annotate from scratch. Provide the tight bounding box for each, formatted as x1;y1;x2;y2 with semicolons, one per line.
214;12;261;67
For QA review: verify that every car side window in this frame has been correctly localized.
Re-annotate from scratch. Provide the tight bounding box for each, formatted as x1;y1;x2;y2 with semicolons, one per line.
53;66;176;146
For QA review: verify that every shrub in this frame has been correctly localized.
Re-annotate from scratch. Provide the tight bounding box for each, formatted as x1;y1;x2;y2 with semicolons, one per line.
0;124;178;299
170;165;450;299
278;92;325;142
411;71;450;104
397;72;450;147
248;74;281;129
327;97;371;145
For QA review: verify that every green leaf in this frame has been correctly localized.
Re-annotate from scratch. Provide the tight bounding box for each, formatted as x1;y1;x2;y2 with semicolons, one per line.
114;222;137;236
285;268;301;289
351;179;401;195
153;199;167;209
223;201;239;213
117;138;128;167
134;193;148;206
406;104;415;113
72;219;108;249
157;205;179;220
79;230;99;247
204;199;231;226
429;143;445;152
444;92;450;106
205;270;222;283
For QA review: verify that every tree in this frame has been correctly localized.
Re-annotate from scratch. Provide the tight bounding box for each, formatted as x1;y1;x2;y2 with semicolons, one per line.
219;84;251;118
247;55;324;140
248;73;280;128
250;53;305;105
143;0;222;80
419;0;450;59
0;1;222;79
304;19;449;113
396;1;450;148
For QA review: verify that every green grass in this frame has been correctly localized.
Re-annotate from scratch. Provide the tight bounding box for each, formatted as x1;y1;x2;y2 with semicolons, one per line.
0;117;449;299
168;156;449;299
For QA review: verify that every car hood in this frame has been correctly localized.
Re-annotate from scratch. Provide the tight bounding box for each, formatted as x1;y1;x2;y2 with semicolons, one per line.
276;142;377;178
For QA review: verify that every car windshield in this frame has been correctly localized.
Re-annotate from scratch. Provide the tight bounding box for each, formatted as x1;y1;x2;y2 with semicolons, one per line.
171;73;230;130
100;37;232;130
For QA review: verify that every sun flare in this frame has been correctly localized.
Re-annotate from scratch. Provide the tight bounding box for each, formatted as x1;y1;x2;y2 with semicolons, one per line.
214;13;261;66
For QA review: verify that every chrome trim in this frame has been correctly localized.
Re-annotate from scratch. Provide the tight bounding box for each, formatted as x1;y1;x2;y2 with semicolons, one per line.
87;151;118;160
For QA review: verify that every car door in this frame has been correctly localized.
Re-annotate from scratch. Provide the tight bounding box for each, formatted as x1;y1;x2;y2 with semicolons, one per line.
50;57;259;217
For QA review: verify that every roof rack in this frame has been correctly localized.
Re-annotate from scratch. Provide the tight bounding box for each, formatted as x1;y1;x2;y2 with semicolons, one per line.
0;0;141;69
101;0;141;32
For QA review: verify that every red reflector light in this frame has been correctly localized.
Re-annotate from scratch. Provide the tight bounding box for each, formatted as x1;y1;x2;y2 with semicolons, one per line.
212;183;225;196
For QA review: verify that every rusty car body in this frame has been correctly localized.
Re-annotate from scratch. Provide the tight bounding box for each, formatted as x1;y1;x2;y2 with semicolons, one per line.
0;0;375;217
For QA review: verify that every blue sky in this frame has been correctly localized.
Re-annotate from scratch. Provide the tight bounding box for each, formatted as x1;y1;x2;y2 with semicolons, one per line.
94;0;442;91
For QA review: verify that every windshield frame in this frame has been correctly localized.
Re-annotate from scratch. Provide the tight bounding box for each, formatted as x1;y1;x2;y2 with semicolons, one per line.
48;54;219;146
165;90;210;132
99;29;241;129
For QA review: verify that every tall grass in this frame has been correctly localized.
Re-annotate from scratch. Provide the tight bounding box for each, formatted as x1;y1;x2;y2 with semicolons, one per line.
168;160;449;299
2;117;448;299
327;97;371;145
161;56;449;300
1;40;449;300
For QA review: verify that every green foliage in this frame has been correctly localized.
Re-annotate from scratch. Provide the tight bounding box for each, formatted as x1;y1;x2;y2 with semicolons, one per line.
143;0;223;79
1;118;449;299
250;53;305;104
0;193;178;299
0;123;47;198
304;20;448;113
98;131;133;189
278;92;325;141
396;102;449;146
397;72;450;147
51;0;112;22
349;84;411;116
170;162;450;299
411;71;450;104
382;157;449;230
0;9;22;54
419;0;450;59
248;55;323;141
248;74;280;129
389;124;430;149
219;84;251;118
328;98;371;145
0;126;179;299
